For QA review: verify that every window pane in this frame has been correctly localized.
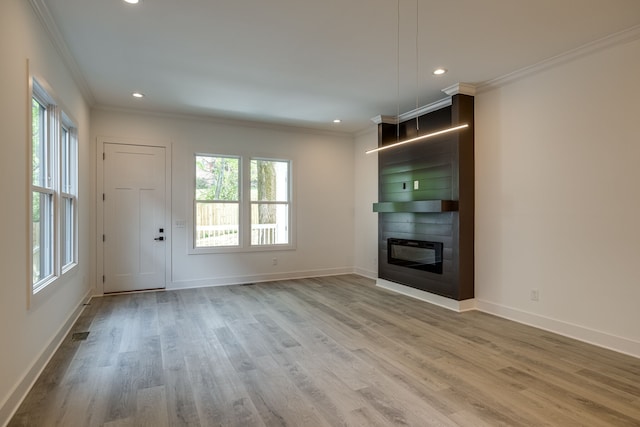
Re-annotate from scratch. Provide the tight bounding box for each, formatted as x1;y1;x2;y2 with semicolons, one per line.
61;126;70;193
33;191;53;286
195;155;239;201
32;98;46;187
251;203;289;245
61;196;74;267
251;159;289;202
196;202;239;247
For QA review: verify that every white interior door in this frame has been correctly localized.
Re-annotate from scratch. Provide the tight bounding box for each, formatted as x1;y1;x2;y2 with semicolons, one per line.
103;143;167;293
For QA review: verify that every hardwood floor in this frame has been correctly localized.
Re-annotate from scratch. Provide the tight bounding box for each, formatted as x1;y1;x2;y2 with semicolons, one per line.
9;275;640;426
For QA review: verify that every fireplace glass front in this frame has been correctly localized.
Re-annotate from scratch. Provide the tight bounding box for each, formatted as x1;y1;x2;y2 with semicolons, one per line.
387;238;443;274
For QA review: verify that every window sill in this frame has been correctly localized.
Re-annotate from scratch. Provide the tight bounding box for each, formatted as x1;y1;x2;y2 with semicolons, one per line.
29;263;79;309
188;243;296;255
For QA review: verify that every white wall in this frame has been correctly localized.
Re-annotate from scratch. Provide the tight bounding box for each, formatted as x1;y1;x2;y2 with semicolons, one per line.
475;36;640;357
353;128;379;278
0;1;93;424
91;110;356;289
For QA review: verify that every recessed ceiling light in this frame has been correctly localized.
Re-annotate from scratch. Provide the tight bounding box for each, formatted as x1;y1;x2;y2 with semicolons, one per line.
132;92;144;98
433;68;447;76
333;119;341;123
123;0;139;4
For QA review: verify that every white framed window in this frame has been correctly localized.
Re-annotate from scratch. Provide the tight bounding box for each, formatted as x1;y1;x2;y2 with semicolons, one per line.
250;158;290;246
194;155;241;248
30;78;78;295
192;154;292;252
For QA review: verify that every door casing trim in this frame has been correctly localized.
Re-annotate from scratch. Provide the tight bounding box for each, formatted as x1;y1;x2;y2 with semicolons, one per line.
96;136;172;295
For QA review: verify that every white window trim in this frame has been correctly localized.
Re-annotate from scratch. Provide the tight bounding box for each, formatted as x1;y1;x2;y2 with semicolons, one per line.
190;153;244;254
189;154;296;254
248;157;292;248
28;75;79;307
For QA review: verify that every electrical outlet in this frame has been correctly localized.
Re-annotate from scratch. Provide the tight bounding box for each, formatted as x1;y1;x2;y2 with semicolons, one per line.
414;180;419;190
272;258;278;266
530;289;539;301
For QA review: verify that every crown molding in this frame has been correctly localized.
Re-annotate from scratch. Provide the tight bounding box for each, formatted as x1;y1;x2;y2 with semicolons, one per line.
442;83;477;97
370;115;397;125
28;0;95;105
371;96;452;124
477;24;640;93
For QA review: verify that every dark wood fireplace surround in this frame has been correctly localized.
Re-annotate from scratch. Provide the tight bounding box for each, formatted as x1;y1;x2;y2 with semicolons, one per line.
374;93;474;301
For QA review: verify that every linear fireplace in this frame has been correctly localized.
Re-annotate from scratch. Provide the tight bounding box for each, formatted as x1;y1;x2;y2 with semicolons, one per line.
373;90;474;302
388;238;443;274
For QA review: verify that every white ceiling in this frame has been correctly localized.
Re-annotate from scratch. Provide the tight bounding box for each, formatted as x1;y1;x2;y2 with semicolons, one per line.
43;0;640;133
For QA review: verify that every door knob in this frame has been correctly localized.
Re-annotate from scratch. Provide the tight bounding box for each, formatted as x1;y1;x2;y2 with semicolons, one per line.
154;236;165;241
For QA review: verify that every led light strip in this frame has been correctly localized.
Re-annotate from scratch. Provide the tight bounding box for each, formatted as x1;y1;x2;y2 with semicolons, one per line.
365;124;469;154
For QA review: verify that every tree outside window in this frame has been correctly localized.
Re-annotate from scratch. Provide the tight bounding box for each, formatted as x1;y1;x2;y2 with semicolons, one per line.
250;159;290;246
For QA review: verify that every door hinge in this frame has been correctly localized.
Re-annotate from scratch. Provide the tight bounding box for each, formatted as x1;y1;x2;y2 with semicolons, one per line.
103;193;105;201
102;275;105;283
102;152;105;160
102;234;105;242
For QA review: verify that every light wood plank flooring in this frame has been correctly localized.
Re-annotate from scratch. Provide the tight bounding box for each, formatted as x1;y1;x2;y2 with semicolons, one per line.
9;275;640;426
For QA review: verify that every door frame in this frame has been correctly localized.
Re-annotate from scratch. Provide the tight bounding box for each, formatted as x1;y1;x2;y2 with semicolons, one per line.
96;136;172;295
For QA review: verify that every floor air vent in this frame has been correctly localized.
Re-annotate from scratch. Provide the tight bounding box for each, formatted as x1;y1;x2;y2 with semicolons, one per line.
71;332;89;342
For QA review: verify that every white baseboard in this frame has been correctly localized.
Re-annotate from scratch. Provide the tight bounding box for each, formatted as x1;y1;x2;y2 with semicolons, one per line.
376;278;475;312
169;267;354;290
353;267;377;280
0;289;92;427
475;299;640;359
375;279;639;359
